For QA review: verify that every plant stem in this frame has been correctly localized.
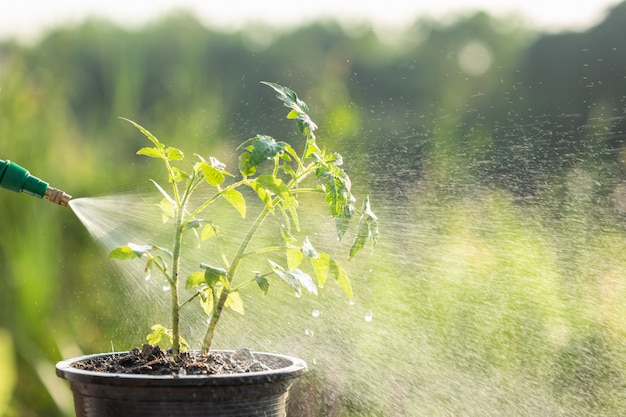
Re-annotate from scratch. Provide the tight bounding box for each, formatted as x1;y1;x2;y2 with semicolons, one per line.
200;205;272;354
170;200;185;357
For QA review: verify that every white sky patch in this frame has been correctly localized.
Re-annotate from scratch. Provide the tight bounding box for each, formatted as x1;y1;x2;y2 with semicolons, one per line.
0;0;622;42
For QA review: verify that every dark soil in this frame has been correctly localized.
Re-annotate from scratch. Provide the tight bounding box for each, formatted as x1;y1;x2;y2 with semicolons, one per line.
71;344;288;376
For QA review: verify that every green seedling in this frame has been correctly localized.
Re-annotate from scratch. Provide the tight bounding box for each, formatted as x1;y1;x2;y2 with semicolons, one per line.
109;82;378;357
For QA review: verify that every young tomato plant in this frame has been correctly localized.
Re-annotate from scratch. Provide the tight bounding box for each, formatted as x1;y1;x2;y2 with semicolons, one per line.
109;82;378;357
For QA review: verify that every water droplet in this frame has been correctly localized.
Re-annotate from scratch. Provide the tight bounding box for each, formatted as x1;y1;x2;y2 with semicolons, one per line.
312;309;320;318
144;270;151;281
305;328;314;336
162;284;171;292
294;292;301;299
365;311;373;322
349;300;355;306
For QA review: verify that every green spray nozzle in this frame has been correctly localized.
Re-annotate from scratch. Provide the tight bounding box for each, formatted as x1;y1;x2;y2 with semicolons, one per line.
0;159;71;206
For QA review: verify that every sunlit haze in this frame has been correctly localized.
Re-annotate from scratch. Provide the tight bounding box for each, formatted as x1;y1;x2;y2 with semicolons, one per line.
0;0;622;42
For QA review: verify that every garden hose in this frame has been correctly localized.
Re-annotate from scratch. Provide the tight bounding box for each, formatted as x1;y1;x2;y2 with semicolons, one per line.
0;159;71;206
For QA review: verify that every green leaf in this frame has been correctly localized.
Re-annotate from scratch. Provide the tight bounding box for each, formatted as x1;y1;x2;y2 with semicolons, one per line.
330;258;353;300
262;175;293;196
255;274;269;295
121;118;163;149
200;263;228;289
286;247;303;270
185;271;205;289
201;223;218;240
349;196;379;260
146;324;167;346
325;175;349;217
166;147;184;160
335;203;355;241
310;252;330;288
269;260;317;297
199;288;214;316
301;237;319;258
225;291;245;315
246;135;287;168
137;147;163;159
108;245;139;260
222;188;246;219
199;162;225;186
260;82;318;137
238;152;256;178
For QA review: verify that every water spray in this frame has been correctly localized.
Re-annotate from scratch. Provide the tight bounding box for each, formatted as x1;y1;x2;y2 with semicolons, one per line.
0;159;71;206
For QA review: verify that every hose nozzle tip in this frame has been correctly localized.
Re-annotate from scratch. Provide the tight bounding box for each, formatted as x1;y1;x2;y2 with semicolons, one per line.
44;187;72;207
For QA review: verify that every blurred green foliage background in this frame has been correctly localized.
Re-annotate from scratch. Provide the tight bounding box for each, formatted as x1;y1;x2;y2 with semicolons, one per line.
2;2;626;416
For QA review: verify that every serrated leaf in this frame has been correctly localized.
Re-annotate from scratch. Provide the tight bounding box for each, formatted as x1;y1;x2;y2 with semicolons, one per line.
256;175;292;200
225;291;245;315
146;324;167;346
301;237;319;258
292;268;318;296
269;260;317;297
185;271;205;289
325;176;348;217
247;135;287;168
137;147;163;159
349;196;379;260
330;258;353;300
255;274;269;295
222;188;246;219
286;247;303;270
201;223;218;240
310;252;330;288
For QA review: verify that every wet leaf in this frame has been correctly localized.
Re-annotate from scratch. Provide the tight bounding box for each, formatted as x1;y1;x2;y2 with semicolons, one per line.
146;324;167;346
222;188;246;219
330;259;353;300
201;223;218;240
200;263;228;289
310;253;330;288
199;162;225;186
225;291;245;315
286;247;303;270
301;237;319;258
108;245;139;260
238;152;256;177
185;271;205;289
349;196;379;260
255;274;269;295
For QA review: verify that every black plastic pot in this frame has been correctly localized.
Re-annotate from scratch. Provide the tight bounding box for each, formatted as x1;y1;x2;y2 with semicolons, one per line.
56;351;307;417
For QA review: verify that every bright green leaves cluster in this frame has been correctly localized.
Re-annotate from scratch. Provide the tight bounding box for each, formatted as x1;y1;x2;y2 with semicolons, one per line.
186;263;245;316
109;82;376;354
